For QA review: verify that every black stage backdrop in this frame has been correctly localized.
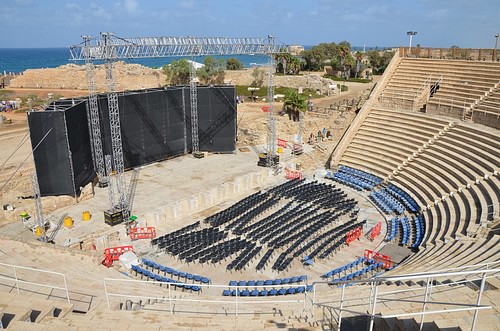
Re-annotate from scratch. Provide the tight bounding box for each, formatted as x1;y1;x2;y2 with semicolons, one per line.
29;86;236;197
28;101;95;197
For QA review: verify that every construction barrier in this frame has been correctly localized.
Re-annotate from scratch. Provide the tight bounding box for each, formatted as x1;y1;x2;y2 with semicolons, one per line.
285;169;303;180
104;246;134;261
277;138;287;148
370;222;382;241
364;249;392;269
129;226;157;240
346;226;362;244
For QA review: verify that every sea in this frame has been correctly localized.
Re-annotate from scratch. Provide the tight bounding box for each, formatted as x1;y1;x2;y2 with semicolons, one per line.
0;46;383;74
0;48;270;74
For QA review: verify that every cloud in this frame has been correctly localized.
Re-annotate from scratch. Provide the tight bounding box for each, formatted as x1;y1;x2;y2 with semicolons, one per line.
14;0;33;5
124;0;138;13
427;8;448;19
178;0;194;10
62;2;110;27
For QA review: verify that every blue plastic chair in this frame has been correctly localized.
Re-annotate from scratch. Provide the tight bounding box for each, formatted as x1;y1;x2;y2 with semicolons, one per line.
277;288;286;295
250;290;259;296
269;289;278;296
259;290;268;296
287;288;296;295
241;290;249;297
229;280;237;286
222;289;231;296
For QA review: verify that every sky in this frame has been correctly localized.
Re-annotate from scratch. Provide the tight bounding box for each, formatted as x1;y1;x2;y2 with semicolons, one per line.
0;0;499;48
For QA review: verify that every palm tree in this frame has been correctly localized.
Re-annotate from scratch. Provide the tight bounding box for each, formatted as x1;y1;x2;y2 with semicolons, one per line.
355;51;363;78
283;90;307;144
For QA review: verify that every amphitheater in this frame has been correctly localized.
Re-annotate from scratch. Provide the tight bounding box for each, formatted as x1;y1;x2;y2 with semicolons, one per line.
0;46;499;331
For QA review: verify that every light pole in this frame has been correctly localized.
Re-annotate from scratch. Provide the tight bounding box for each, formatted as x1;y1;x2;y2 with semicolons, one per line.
494;34;499;61
407;31;417;53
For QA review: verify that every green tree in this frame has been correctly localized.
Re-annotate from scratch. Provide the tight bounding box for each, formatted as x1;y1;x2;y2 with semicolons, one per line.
288;57;302;75
226;58;243;70
283;90;307;122
251;67;265;87
197;56;226;85
366;50;394;74
163;59;190;85
275;53;302;75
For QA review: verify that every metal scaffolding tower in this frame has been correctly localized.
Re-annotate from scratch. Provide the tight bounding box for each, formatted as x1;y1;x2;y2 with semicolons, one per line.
101;32;127;213
31;172;47;242
70;33;288;220
82;36;106;185
189;57;202;157
266;36;277;167
104;154;115;209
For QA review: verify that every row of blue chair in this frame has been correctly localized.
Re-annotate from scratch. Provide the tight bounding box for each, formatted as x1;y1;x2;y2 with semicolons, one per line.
142;258;210;284
400;216;411;246
228;275;307;287
411;213;425;248
326;171;372;191
222;285;313;297
322;256;367;279
329;262;384;285
131;265;202;292
386;217;399;242
370;189;406;214
387;184;420;213
338;165;383;187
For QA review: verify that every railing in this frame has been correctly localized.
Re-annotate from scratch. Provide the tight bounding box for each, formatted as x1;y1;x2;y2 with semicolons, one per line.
0;262;70;303
399;47;500;62
103;278;307;316
308;262;500;331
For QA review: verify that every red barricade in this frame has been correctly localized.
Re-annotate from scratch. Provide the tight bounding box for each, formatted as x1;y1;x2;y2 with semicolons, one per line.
364;249;392;269
346;226;362;244
129;226;157;240
285;169;303;180
104;245;134;261
370;222;382;241
277;138;287;148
